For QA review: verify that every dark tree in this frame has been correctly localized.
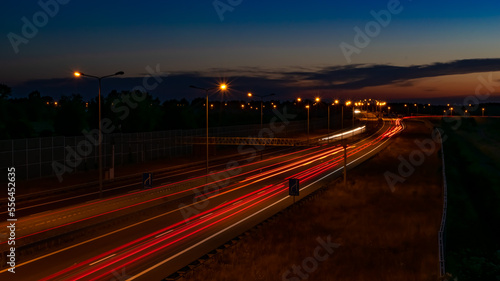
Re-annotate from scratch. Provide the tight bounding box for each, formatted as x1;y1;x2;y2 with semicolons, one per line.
0;84;11;99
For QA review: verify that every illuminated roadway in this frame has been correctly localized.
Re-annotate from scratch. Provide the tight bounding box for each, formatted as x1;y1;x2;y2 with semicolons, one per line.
0;118;404;280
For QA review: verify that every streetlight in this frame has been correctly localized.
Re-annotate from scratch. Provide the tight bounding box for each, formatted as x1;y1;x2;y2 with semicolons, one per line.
482;108;485;117
450;107;454;116
306;105;310;142
74;70;124;198
247;92;275;129
326;100;340;140
189;83;227;179
343;101;354;128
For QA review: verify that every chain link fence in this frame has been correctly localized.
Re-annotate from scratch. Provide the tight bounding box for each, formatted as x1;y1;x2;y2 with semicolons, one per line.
1;118;327;181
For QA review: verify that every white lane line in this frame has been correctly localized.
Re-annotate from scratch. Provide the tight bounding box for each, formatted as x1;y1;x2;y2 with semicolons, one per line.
198;213;213;220
0;187;233;274
155;230;174;238
0;128;394;275
89;254;116;266
129;135;394;280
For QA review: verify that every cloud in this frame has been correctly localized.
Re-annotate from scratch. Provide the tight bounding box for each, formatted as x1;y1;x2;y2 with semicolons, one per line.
10;58;500;101
288;58;500;90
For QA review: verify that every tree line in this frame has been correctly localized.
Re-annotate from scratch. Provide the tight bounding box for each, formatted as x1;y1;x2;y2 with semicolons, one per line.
0;84;311;140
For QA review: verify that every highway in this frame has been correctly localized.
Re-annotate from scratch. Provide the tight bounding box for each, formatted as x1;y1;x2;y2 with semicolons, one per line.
1;118;404;280
0;146;297;218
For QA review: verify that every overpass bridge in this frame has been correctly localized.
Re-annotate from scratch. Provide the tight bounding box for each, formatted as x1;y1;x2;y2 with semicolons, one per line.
182;125;367;147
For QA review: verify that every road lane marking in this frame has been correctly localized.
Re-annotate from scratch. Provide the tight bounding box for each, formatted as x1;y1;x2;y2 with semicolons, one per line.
89;254;116;266
129;131;396;280
0;180;247;274
155;230;174;238
0;124;397;275
198;213;213;220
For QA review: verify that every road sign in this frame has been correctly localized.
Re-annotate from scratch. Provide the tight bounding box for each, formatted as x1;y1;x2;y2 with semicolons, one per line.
143;172;153;189
289;178;299;196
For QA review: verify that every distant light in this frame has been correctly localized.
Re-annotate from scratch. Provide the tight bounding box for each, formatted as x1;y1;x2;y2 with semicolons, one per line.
273;105;277;108
247;93;252;97
305;105;310;109
220;84;227;90
334;99;339;104
74;72;81;77
354;109;361;114
315;97;320;102
297;98;302;102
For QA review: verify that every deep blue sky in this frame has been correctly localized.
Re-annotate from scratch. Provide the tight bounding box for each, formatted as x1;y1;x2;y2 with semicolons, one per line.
2;0;500;102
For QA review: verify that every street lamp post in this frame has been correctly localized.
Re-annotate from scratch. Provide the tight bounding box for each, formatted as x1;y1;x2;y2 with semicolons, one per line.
74;71;124;198
306;105;310;142
189;84;227;179
327;105;330;139
247;93;275;129
341;105;344;130
352;107;355;128
482;108;485;117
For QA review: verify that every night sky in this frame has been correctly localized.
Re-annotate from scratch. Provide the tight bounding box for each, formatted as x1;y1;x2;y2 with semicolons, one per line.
2;0;500;103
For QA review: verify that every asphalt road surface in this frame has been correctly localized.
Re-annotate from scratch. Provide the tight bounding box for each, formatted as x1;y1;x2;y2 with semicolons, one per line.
0;119;403;281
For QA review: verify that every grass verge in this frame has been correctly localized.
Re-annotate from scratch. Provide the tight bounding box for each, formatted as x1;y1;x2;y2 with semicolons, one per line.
441;117;500;280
